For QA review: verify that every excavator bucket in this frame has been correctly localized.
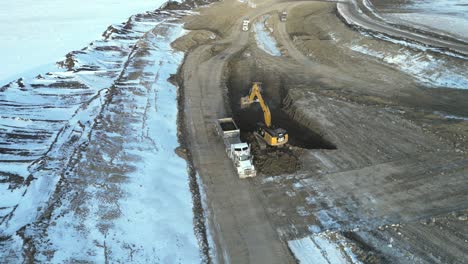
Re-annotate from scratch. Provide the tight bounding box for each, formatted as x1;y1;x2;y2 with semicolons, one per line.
240;96;253;109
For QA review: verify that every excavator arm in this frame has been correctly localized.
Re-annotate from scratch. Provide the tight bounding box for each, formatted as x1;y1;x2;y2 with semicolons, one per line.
241;82;271;127
240;82;288;146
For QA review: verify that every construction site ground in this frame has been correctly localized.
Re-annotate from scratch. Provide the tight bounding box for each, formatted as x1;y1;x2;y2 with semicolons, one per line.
174;0;468;263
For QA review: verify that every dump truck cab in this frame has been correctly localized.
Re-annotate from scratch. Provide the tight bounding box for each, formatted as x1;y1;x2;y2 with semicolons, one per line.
230;142;256;177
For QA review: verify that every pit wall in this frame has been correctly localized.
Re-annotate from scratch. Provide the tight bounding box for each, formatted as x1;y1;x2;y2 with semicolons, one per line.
282;89;334;146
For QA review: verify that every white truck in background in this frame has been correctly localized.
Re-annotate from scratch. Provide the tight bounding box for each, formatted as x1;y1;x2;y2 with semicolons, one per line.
216;118;256;178
242;18;250;31
280;11;287;22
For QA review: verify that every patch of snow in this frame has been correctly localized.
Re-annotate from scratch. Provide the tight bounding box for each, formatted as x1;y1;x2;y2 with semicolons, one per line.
316;210;341;230
444;115;468;121
349;44;468;89
289;237;330;264
254;16;281;56
288;232;362;264
297;206;311;217
434;111;468;121
293;181;304;189
308;225;321;233
393;0;468;40
387;13;468;41
305;196;316;205
328;32;339;43
0;9;205;262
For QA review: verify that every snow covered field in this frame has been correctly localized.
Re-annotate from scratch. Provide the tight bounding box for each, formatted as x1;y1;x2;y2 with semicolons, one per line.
378;0;468;40
0;4;205;262
0;0;167;84
349;44;468;89
388;13;468;41
38;23;201;263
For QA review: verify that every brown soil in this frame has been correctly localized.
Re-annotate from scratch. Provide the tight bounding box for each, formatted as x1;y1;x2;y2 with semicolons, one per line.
247;133;302;175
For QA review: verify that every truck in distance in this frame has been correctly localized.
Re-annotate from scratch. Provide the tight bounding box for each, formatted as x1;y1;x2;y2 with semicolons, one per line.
216;118;256;178
242;18;250;31
280;11;287;22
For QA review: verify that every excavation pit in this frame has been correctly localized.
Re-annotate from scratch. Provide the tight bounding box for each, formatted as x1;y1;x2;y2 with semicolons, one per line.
227;84;336;176
233;106;336;150
226;52;336;175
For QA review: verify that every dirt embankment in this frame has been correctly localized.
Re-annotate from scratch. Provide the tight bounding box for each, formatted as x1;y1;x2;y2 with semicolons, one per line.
183;1;250;38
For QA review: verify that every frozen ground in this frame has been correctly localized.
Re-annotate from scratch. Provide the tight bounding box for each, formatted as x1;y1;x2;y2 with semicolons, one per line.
39;23;200;263
0;0;167;84
373;0;468;40
0;7;204;262
348;44;468;89
288;232;361;264
388;13;468;40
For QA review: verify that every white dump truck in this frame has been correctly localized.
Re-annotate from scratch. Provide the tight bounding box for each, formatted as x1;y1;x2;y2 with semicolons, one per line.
280;11;287;22
216;118;256;178
242;18;250;31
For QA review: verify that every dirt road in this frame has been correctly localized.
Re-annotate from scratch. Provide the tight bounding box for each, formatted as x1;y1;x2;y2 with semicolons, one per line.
180;3;296;263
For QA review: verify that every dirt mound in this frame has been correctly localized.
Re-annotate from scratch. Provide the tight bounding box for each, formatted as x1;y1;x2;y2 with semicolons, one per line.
171;30;218;52
247;134;302;175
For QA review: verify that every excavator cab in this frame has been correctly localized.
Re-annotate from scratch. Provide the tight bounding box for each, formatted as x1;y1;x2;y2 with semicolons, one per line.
257;123;288;146
240;82;288;147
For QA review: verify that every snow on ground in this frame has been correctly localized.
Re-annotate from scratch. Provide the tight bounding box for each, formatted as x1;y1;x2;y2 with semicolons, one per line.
435;112;468;122
0;11;166;238
405;0;468;18
37;23;201;263
288;232;362;264
0;7;204;262
360;0;468;41
348;44;468;89
0;0;168;84
387;13;468;41
384;0;468;40
254;15;281;56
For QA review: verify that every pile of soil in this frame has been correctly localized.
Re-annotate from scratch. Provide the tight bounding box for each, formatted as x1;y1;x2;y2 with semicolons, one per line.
247;134;302;175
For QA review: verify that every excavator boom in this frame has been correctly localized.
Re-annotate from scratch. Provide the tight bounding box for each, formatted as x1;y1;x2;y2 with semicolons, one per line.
240;82;271;127
240;82;288;147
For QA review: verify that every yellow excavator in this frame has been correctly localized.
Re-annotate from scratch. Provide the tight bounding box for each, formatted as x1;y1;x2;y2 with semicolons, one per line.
240;82;288;147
